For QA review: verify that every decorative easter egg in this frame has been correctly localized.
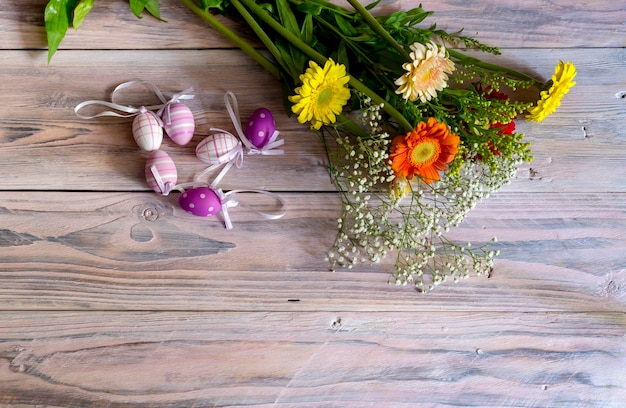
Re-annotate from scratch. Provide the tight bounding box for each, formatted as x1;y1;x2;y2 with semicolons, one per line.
132;110;163;151
195;133;240;165
179;187;222;217
145;150;177;195
162;103;195;145
245;107;276;148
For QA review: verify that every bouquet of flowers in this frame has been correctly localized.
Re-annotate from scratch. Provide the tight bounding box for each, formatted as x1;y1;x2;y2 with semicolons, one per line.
45;0;576;291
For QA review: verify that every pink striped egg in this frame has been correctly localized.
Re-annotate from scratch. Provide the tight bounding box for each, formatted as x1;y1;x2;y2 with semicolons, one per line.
245;107;275;148
132;110;163;151
145;150;177;195
195;133;240;165
179;187;222;217
162;103;195;146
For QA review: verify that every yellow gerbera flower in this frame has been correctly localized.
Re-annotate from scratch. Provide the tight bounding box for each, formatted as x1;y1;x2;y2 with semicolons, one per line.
289;58;351;130
395;41;455;103
526;61;577;122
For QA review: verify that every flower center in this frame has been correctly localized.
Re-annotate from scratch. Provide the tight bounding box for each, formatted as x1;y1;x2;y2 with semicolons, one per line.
420;61;436;82
317;87;332;106
409;139;440;167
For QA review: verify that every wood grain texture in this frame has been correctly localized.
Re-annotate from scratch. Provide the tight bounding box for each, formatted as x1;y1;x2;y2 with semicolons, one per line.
0;191;624;312
0;311;624;407
0;0;625;406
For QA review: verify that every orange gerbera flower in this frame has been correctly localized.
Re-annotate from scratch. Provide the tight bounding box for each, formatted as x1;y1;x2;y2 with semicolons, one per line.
389;118;460;184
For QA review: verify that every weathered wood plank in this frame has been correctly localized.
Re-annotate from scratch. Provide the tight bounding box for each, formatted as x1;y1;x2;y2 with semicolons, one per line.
1;48;624;193
1;191;624;312
3;0;624;51
0;311;624;407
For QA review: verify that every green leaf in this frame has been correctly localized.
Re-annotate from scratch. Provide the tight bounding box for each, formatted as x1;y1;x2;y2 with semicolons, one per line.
144;0;162;19
384;11;407;28
404;7;433;25
129;0;148;18
295;1;322;15
72;0;93;29
335;40;349;68
334;14;357;36
294;0;353;17
200;0;228;12
301;13;313;45
128;0;163;20
365;0;383;11
275;37;299;79
44;0;78;62
276;0;300;37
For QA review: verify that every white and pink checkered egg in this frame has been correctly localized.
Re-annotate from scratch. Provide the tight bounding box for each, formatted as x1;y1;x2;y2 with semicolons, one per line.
179;187;222;217
162;103;195;146
145;150;177;195
132;110;163;151
195;133;240;165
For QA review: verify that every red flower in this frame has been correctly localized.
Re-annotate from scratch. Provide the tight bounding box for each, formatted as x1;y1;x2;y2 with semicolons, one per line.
484;88;516;155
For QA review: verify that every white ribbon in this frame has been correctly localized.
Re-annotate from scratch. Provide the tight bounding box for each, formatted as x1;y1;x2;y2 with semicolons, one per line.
217;188;287;230
149;164;176;196
74;80;194;122
74;99;148;119
224;91;284;155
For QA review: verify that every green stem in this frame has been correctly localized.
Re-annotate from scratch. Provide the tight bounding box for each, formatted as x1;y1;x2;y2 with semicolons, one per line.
237;0;413;132
447;49;541;87
345;0;410;61
229;0;288;75
179;0;280;78
316;17;397;92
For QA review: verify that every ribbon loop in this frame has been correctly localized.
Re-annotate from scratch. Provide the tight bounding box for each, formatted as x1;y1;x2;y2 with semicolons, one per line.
220;189;287;230
74;99;143;119
75;80;195;122
110;80;195;125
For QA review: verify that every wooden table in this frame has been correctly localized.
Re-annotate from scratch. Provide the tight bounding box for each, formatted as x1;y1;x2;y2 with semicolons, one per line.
1;1;625;406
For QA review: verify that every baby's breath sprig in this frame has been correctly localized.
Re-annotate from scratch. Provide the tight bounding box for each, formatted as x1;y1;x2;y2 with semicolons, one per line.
324;93;524;291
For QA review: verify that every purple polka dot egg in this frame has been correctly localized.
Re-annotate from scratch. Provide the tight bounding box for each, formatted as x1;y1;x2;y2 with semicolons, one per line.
162;103;195;146
145;150;177;195
245;107;275;148
195;132;240;165
132;110;163;151
179;187;222;217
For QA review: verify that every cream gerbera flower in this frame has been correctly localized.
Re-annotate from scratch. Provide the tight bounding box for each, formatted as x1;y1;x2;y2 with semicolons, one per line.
526;60;577;122
289;58;351;130
395;42;455;103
